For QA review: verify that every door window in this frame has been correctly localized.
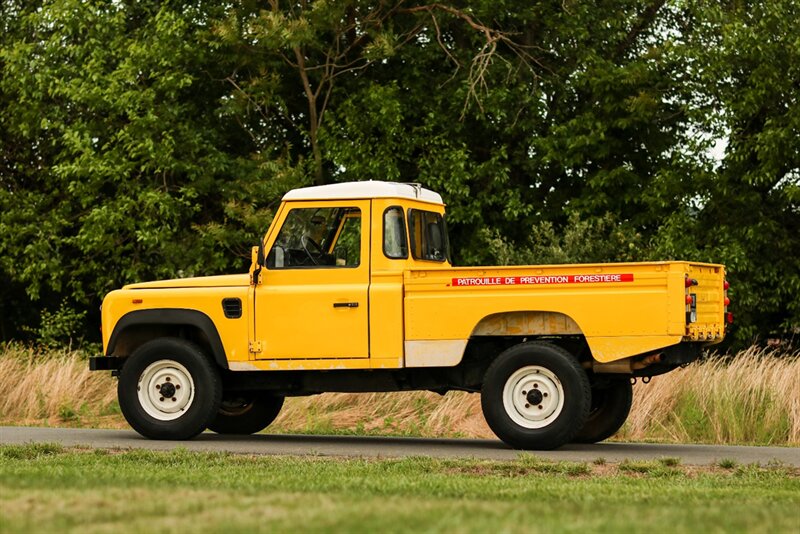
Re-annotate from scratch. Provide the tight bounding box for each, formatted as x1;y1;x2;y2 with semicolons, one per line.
267;207;361;269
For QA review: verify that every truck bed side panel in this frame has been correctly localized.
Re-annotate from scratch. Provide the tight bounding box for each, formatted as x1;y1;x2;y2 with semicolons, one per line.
403;261;724;364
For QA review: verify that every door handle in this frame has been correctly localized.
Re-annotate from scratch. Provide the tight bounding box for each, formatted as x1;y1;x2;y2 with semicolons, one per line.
333;302;359;308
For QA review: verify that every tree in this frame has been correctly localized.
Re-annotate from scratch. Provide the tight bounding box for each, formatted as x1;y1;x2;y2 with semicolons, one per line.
316;1;704;264
0;0;278;343
1;0;796;349
215;1;536;185
652;0;800;345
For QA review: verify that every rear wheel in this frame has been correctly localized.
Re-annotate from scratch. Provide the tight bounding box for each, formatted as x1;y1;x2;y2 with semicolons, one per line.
573;378;633;443
207;393;285;435
118;338;222;440
481;341;591;450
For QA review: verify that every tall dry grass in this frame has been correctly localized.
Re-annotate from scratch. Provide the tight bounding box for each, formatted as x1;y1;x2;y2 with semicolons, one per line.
0;344;797;445
621;347;800;445
272;390;493;438
0;345;122;428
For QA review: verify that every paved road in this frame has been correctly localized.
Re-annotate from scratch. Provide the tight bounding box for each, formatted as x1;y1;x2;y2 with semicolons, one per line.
1;426;798;466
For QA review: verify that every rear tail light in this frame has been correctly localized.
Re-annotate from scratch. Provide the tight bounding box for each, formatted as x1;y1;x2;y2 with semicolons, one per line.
685;293;697;323
684;274;698;324
723;279;731;328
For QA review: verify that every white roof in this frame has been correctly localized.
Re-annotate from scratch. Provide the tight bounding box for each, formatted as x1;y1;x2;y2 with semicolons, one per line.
283;181;443;204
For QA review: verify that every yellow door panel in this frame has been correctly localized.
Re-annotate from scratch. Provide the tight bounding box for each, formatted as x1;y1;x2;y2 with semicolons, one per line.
255;200;371;359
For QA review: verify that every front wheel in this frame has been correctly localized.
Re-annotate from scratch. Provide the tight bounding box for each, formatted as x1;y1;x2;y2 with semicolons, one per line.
481;341;590;450
118;338;222;440
207;393;285;435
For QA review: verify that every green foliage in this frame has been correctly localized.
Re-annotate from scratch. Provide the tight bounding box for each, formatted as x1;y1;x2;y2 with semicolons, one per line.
0;1;291;343
57;403;80;422
718;458;738;470
27;301;87;348
651;0;800;344
0;0;797;347
479;212;644;266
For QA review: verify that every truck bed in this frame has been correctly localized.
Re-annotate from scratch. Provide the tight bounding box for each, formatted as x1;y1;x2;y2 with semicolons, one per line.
403;261;726;364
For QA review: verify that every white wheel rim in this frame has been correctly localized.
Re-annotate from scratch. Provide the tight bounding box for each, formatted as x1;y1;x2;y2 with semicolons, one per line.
502;365;565;429
136;360;195;421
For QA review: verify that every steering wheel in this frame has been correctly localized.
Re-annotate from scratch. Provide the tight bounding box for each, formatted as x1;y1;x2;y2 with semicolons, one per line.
300;235;324;265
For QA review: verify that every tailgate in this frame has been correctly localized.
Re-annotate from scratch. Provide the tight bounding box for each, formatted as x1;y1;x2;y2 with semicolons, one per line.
685;263;728;343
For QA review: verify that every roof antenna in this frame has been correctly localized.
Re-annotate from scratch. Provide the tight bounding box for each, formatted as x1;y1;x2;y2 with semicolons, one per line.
403;182;422;198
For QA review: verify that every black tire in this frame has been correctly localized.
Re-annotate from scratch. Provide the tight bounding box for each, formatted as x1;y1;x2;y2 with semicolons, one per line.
481;341;591;450
573;378;633;443
118;337;222;440
207;393;285;435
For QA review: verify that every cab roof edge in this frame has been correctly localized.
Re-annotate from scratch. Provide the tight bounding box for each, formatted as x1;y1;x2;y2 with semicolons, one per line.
282;180;443;204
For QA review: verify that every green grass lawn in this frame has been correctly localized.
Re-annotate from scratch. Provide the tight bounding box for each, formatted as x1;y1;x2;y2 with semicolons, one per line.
1;444;798;533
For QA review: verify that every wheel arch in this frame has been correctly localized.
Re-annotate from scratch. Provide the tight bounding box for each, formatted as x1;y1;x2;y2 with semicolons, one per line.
107;309;228;369
406;311;589;371
463;310;589;363
440;311;590;384
469;310;584;338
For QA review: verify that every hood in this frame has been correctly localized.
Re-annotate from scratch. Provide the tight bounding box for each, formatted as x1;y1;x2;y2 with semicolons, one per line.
123;274;250;290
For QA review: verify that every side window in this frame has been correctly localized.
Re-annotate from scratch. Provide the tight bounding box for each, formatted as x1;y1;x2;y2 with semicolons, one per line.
408;209;450;262
267;207;361;269
383;206;408;259
331;213;361;267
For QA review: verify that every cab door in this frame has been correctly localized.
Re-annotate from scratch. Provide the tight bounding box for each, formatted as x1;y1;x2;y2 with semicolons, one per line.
254;200;370;359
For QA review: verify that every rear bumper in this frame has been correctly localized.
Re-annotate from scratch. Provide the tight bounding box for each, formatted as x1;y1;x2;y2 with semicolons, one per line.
89;356;125;371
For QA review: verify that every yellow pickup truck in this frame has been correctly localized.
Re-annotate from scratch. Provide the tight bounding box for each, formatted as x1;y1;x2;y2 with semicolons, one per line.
90;181;730;449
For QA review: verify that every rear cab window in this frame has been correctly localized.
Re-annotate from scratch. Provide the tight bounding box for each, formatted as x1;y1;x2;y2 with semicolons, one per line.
383;206;409;259
408;208;450;263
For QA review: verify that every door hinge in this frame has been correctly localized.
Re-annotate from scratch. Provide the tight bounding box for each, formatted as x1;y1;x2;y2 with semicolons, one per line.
249;341;263;353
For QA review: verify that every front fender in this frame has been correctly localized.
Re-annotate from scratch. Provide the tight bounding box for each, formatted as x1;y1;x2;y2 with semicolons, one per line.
106;308;228;369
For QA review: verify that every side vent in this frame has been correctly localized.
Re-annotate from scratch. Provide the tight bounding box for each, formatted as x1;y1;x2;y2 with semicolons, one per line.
222;298;242;319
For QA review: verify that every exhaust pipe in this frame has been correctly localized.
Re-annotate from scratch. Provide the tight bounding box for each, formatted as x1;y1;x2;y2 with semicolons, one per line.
588;353;663;374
